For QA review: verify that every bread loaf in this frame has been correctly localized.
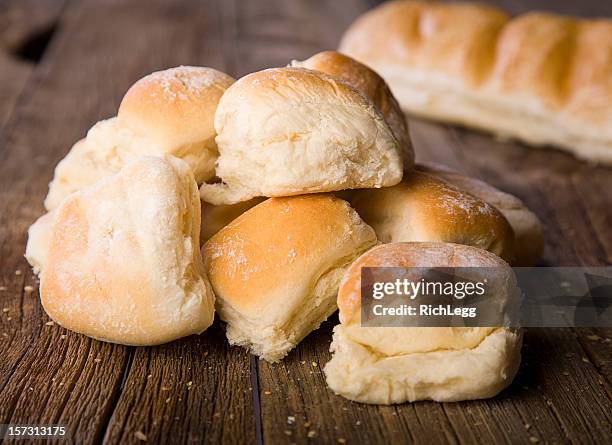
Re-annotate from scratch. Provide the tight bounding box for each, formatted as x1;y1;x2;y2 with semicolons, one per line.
340;1;612;163
200;198;266;243
25;211;54;276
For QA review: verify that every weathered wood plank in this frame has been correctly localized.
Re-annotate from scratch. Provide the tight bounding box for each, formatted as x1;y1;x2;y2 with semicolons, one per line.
0;0;123;441
437;119;612;442
225;0;374;76
0;0;65;56
103;324;255;445
0;0;133;442
0;53;32;130
257;318;461;445
522;329;612;442
0;0;67;131
577;328;612;395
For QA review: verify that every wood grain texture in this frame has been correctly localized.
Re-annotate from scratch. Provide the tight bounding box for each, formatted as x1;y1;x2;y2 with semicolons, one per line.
0;0;611;444
0;53;32;130
0;0;67;131
0;1;134;442
413;116;612;441
257;317;463;445
102;324;255;445
0;0;65;55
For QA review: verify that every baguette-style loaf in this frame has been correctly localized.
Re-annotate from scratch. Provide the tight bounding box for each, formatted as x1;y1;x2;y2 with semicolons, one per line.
291;51;414;169
45;66;234;210
340;1;612;163
202;194;377;362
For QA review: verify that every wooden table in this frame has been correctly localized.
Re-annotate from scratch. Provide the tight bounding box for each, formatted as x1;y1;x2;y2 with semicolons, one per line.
1;1;611;443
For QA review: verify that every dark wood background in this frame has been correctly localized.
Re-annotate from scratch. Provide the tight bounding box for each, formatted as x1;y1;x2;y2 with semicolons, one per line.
0;1;611;444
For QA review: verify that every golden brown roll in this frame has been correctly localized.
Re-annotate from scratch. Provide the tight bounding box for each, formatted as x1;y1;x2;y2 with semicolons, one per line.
418;162;544;265
202;194;377;362
41;156;215;345
291;51;414;168
45;66;235;210
199;67;403;205
349;170;515;262
324;242;522;404
340;1;612;163
200;197;266;243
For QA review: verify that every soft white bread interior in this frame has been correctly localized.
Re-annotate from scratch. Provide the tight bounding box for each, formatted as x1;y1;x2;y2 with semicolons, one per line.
324;242;522;404
419;162;543;265
25;211;55;276
339;1;612;163
291;51;414;169
327;323;522;404
199;67;403;205
40;155;215;346
202;194;377;362
349;170;515;262
45;66;234;210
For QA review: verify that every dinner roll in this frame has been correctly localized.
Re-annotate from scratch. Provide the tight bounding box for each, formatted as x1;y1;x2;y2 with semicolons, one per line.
117;66;234;181
419;162;543;265
202;194;377;362
349;170;515;262
199;67;403;205
41;155;215;345
325;242;522;404
45;66;234;210
200;198;266;243
25;211;55;276
291;51;414;169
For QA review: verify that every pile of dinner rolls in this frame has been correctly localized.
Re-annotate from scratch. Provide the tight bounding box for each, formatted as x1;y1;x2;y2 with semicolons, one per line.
26;50;542;404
